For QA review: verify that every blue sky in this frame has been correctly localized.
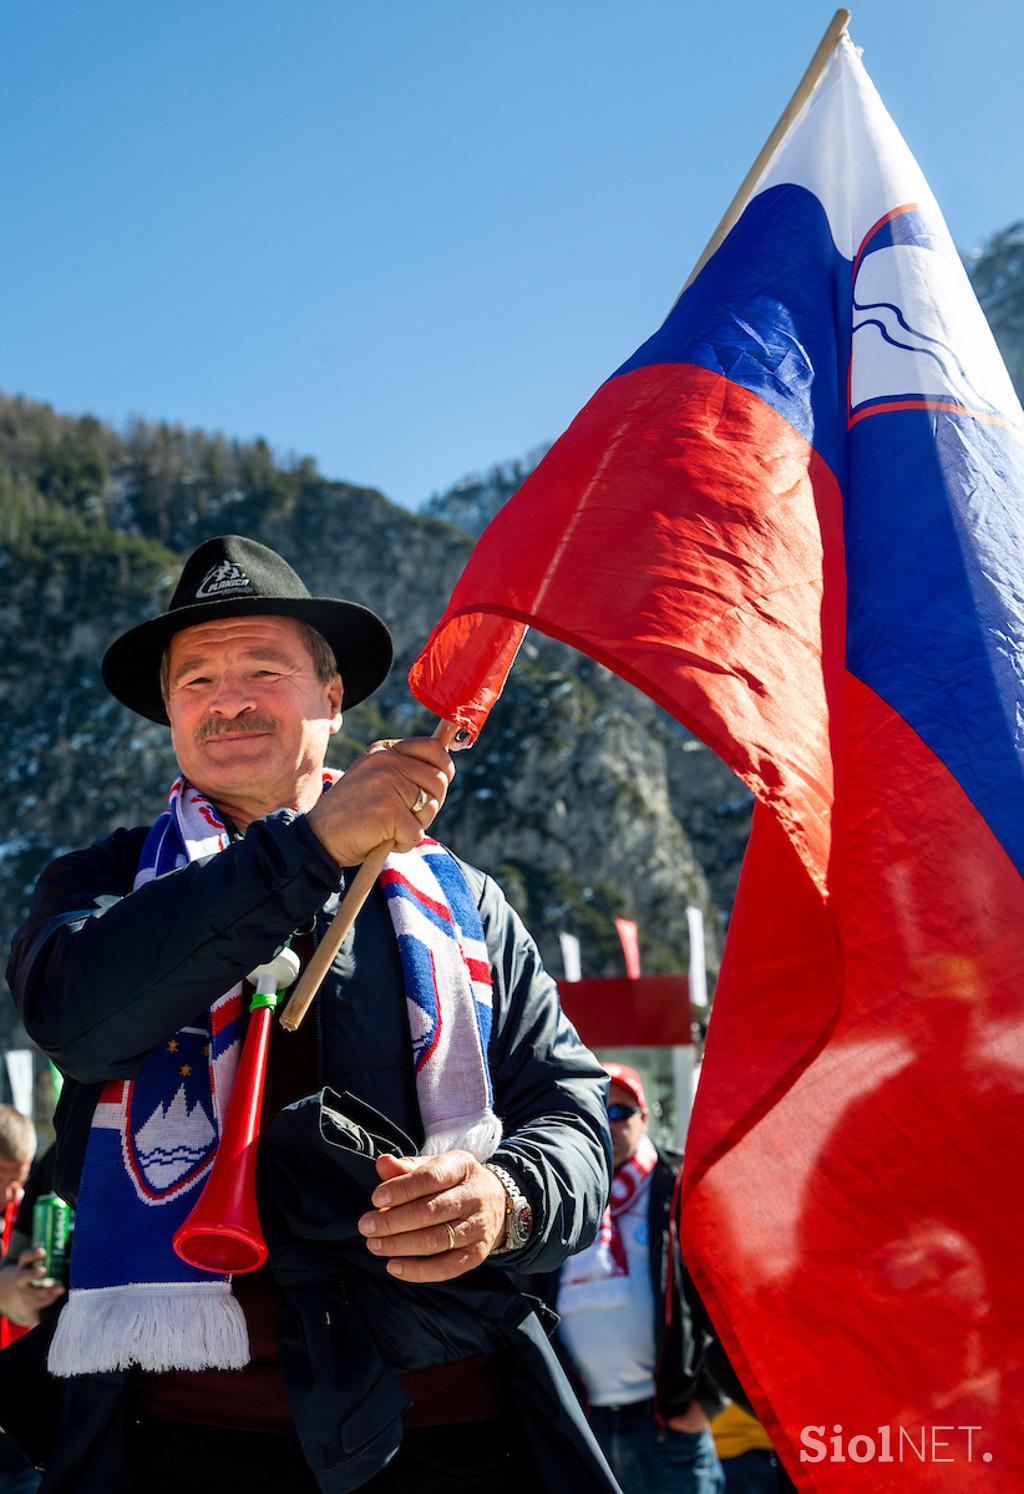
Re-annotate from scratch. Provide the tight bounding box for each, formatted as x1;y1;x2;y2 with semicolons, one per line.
2;1;1020;510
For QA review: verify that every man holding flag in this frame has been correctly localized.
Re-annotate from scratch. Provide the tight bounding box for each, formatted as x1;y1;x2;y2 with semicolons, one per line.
6;535;619;1493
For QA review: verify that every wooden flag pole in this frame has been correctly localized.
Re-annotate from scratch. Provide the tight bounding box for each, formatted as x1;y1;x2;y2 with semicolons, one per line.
279;717;465;1031
674;8;851;303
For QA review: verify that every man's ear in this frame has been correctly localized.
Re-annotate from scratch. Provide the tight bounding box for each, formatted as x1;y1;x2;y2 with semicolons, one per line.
327;673;343;734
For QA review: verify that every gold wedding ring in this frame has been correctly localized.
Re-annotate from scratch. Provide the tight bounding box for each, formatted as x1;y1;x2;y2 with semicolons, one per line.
412;788;430;815
444;1222;457;1252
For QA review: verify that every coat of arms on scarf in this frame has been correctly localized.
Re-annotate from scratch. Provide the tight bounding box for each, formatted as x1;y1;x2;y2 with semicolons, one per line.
48;777;500;1378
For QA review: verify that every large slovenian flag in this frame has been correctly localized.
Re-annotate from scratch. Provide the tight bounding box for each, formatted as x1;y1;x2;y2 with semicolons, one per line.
409;31;1024;1489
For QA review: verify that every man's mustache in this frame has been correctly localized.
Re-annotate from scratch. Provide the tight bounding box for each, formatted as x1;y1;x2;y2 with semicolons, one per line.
194;715;277;744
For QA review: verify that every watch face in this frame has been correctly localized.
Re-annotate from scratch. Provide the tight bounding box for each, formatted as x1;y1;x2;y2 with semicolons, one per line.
512;1201;532;1243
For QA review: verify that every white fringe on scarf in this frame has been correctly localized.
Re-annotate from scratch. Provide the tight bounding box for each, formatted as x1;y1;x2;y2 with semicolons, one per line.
49;1281;249;1375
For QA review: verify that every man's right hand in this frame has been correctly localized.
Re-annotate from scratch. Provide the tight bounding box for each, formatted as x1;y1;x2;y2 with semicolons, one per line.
305;736;455;866
0;1247;65;1326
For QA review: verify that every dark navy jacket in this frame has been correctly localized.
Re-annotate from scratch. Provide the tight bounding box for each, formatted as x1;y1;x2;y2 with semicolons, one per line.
5;811;618;1493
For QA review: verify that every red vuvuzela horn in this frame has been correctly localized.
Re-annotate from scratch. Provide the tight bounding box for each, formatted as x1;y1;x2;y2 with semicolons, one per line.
173;948;300;1275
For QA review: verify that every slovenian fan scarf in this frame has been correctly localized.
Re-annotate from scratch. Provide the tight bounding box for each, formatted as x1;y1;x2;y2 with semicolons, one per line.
49;775;500;1376
557;1134;658;1316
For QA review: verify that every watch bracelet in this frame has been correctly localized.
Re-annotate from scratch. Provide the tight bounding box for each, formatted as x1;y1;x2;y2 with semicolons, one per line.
484;1161;533;1255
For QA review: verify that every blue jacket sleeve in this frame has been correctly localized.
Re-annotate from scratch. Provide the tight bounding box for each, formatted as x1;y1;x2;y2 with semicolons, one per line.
467;868;612;1274
7;813;342;1083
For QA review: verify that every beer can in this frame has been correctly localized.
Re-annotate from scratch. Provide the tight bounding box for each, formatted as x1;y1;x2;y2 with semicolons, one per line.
32;1193;73;1287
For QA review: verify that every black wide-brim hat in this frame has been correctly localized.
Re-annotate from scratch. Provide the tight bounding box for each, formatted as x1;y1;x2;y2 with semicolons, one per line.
102;534;394;725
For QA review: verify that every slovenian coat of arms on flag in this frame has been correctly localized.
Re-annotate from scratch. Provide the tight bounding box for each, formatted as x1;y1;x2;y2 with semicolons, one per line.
409;17;1024;1491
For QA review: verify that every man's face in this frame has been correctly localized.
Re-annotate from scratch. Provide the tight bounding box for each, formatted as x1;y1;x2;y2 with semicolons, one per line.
608;1080;647;1170
165;615;342;815
0;1153;31;1209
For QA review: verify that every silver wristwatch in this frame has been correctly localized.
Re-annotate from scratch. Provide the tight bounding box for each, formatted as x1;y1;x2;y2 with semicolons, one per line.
485;1163;533;1255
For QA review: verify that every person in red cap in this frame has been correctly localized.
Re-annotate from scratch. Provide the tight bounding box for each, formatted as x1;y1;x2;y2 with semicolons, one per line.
600;1062;650;1172
538;1060;727;1494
